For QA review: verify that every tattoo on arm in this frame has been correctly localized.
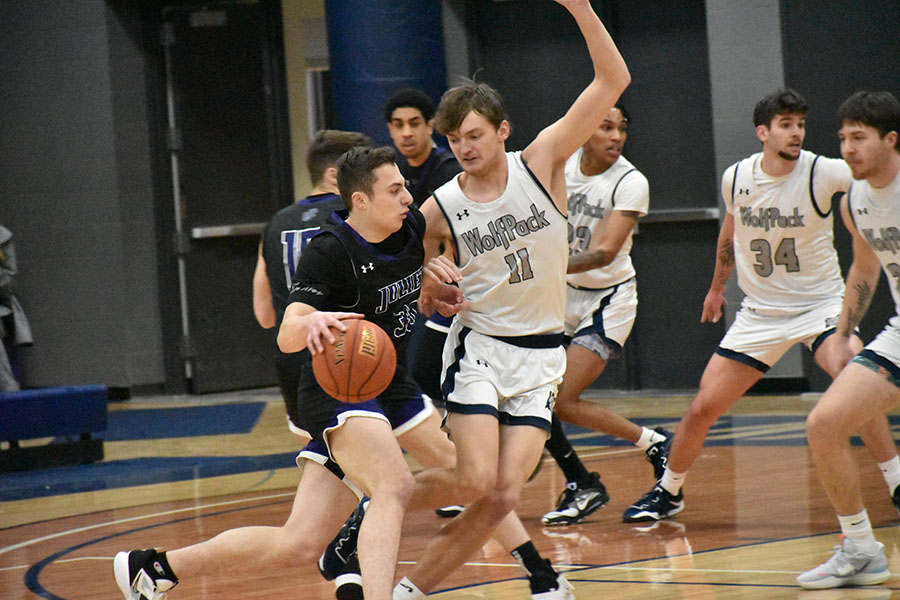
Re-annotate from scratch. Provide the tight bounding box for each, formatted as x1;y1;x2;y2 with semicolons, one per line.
845;280;873;334
715;239;734;285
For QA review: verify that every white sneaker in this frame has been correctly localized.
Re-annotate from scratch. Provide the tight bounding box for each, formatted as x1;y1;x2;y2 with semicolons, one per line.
797;537;890;589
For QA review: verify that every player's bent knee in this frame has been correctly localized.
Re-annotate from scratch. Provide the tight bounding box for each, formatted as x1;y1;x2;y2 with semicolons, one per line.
370;469;415;505
455;469;496;503
490;486;522;517
806;408;844;447
274;537;322;567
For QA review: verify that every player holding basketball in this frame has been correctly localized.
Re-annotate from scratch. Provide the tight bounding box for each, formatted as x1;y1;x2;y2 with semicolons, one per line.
390;0;630;597
114;147;429;600
115;146;566;600
623;89;900;524
542;104;673;526
798;90;900;590
252;129;373;437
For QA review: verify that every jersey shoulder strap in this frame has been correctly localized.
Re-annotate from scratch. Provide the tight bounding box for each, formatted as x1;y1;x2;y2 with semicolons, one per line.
610;168;637;208
808;155;832;218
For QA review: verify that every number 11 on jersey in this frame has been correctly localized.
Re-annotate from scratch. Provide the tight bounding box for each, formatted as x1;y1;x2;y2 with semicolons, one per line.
505;248;534;284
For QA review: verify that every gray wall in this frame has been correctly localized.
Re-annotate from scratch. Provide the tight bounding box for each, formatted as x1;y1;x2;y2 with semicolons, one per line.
2;0;898;392
0;1;163;388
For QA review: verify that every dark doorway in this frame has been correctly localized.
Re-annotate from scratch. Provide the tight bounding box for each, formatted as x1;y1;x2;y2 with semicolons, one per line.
157;1;291;393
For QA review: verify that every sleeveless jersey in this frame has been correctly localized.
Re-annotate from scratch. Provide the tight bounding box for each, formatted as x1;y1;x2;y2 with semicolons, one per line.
288;209;425;365
847;172;900;318
261;193;344;326
433;151;568;336
565;150;649;289
722;150;851;313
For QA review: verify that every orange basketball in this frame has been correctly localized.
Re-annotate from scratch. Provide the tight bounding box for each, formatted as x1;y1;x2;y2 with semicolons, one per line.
312;319;397;403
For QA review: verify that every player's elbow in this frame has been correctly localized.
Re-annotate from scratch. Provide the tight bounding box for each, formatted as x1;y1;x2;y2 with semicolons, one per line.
277;324;303;353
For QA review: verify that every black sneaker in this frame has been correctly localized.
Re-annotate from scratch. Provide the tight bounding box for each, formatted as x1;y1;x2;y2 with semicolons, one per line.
435;505;464;518
645;428;673;481
892;485;900;518
113;549;177;600
541;472;610;526
319;498;368;581
334;554;364;600
622;484;684;523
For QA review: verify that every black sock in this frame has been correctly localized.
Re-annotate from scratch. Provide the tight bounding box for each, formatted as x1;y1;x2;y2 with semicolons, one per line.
545;414;591;485
143;550;178;585
511;543;557;593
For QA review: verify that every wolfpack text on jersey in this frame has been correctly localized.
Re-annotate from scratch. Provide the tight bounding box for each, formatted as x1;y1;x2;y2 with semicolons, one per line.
722;150;851;313
564;150;648;290
433;152;568;336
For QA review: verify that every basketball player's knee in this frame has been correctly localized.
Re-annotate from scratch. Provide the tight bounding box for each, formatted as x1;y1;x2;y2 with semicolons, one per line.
686;395;725;428
274;536;320;567
806;408;840;448
490;486;522;517
372;469;415;505
455;467;496;502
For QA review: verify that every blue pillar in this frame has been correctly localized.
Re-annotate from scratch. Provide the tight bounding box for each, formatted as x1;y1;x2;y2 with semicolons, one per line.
325;0;448;144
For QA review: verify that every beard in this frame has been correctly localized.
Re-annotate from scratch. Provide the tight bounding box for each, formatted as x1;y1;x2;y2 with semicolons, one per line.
778;150;801;161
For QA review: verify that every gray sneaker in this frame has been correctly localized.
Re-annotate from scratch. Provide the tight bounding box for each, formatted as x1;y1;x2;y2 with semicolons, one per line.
797;537;890;589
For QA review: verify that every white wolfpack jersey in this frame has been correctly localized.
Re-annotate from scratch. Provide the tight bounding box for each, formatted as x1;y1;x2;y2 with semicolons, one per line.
722;150;851;314
847;172;900;318
433;151;568;336
566;151;648;289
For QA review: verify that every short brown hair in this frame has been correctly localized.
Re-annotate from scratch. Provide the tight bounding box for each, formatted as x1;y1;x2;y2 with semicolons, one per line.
434;78;507;135
336;146;398;210
307;130;375;185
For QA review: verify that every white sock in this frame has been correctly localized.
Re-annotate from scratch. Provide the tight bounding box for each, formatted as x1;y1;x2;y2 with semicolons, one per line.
659;469;685;496
838;509;878;554
878;456;900;494
393;576;426;599
636;427;666;451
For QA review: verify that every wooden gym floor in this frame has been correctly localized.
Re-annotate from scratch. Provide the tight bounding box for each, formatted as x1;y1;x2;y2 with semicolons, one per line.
3;388;900;599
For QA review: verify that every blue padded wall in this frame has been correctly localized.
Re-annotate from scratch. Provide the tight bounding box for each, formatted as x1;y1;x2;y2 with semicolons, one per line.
325;0;448;144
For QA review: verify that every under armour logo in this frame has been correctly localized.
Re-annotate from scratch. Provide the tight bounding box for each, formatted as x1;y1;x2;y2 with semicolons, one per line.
360;262;374;273
857;207;869;215
457;209;469;220
545;391;556;411
475;359;489;368
738;188;751;195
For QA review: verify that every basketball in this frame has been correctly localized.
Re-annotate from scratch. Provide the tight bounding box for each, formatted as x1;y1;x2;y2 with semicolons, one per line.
312;319;397;403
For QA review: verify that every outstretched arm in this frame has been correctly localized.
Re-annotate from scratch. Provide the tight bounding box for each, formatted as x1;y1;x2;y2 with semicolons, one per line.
523;0;630;202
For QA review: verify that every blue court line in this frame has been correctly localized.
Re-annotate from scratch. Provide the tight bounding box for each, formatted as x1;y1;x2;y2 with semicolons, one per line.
5;412;890;502
19;496;900;599
0;453;298;502
23;497;291;600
